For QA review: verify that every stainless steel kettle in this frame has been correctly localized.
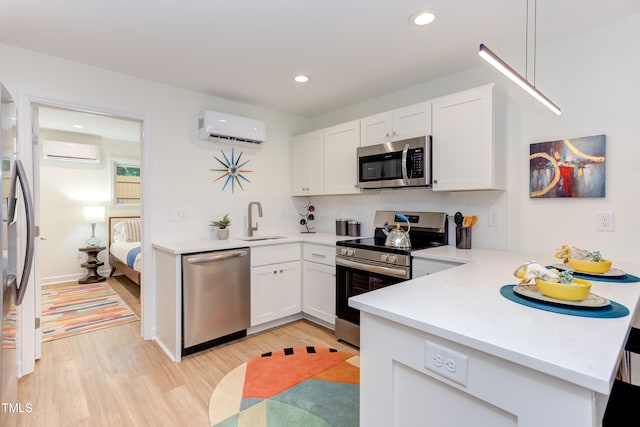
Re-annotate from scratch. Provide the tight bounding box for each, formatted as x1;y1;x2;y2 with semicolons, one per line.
381;214;411;249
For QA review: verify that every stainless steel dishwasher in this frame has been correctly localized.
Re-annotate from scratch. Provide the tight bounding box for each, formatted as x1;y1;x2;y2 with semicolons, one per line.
182;247;250;356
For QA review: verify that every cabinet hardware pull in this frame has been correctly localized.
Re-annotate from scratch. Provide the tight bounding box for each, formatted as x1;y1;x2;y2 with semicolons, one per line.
311;253;326;258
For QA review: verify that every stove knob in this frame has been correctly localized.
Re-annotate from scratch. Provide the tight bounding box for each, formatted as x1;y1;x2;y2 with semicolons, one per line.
340;248;348;256
346;248;355;257
380;254;389;262
388;255;397;263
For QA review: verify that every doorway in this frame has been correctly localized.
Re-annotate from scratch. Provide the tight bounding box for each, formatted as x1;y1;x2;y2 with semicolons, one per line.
33;104;143;352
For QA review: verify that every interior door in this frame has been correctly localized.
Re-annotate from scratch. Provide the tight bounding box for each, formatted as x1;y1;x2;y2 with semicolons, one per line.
31;106;41;360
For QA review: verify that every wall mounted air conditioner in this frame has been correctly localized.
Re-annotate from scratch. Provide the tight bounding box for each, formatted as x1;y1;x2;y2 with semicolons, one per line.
42;140;100;164
198;111;266;144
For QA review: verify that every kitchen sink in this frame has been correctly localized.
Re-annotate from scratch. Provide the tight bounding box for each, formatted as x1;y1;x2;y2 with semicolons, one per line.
239;235;287;241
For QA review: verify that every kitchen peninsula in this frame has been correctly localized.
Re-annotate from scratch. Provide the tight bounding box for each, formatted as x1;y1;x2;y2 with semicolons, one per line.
350;246;640;426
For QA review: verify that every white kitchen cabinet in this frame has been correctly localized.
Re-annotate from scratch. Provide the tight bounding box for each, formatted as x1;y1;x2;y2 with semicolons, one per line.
250;244;301;327
251;260;301;326
291;130;324;196
291;120;360;196
302;243;336;328
360;101;431;147
431;84;505;191
323;120;361;195
412;258;462;277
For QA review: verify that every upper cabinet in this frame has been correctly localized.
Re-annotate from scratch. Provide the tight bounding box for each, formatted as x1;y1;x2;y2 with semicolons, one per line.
291;130;324;196
291;84;504;196
291;120;361;196
323;120;360;195
431;84;505;191
360;101;431;147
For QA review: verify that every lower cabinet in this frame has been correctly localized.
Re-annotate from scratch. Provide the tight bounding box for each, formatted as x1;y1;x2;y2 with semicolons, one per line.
302;243;336;327
251;260;301;327
303;262;336;326
250;242;338;329
250;244;302;327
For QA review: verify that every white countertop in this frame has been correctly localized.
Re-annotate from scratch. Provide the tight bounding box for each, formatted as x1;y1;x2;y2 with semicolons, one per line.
152;232;350;255
350;245;640;394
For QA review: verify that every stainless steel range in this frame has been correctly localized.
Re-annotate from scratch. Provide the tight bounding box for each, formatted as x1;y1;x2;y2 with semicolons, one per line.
335;211;448;347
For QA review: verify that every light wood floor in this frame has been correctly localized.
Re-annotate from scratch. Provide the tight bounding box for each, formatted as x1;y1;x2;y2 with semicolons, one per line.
17;280;357;427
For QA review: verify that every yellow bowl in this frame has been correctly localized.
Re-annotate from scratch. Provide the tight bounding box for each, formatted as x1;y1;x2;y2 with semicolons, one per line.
568;258;612;274
534;277;592;301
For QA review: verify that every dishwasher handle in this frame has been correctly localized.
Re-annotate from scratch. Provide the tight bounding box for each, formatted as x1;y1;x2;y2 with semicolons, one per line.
186;249;248;264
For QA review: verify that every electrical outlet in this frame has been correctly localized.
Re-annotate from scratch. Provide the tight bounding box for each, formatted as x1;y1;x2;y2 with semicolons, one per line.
425;341;468;386
596;211;615;232
168;208;186;222
488;210;499;228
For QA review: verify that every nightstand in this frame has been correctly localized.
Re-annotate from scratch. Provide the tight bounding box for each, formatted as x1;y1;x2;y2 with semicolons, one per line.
78;246;106;284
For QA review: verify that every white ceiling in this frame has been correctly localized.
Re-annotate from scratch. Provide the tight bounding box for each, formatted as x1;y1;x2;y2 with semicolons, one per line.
37;107;142;143
2;0;639;118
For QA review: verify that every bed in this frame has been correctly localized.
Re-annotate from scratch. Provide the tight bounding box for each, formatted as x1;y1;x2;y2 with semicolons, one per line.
108;216;142;286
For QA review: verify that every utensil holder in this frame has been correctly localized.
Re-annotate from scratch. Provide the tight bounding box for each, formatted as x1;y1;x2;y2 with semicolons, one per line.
456;226;472;249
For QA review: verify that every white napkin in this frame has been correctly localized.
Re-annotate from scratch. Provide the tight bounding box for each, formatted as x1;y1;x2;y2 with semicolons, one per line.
513;261;560;284
555;244;604;262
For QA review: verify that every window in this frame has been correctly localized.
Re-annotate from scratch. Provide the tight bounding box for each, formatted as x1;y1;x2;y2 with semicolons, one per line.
112;159;140;206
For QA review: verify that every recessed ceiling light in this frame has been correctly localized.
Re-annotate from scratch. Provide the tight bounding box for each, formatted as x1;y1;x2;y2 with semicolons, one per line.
410;9;436;26
294;75;310;83
72;124;85;129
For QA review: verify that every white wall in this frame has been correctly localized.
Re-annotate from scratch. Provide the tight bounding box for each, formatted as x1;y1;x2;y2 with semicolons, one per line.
305;14;640;263
39;129;140;283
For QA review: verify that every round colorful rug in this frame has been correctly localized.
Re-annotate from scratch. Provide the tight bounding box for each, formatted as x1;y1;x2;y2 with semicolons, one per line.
209;346;360;427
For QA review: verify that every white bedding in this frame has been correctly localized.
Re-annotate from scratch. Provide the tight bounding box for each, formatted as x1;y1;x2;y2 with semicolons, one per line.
110;240;142;272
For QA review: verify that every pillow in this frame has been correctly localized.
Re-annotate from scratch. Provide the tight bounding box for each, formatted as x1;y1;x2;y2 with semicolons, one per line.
112;222;126;242
123;219;142;242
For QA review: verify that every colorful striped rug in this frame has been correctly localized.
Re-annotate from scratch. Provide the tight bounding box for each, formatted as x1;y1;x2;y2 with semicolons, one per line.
40;282;138;342
209;346;360;426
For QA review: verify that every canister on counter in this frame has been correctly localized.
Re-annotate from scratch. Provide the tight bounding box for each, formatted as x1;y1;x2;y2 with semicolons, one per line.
336;218;348;236
347;220;361;237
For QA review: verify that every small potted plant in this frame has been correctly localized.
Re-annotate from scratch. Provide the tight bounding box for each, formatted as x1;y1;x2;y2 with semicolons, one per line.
211;213;231;240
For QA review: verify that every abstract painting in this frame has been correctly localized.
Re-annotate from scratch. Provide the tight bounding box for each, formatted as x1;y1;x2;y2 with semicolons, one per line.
529;134;606;198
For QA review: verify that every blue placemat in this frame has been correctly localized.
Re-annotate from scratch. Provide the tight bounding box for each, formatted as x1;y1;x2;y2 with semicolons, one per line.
545;265;640;283
500;285;629;318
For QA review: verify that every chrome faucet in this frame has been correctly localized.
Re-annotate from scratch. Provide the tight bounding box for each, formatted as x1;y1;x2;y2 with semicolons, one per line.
247;201;263;237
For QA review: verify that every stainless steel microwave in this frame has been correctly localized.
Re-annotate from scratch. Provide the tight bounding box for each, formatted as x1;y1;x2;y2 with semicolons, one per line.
356;136;431;189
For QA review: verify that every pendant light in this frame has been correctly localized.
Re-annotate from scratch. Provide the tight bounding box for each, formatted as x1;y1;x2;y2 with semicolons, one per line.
479;0;561;115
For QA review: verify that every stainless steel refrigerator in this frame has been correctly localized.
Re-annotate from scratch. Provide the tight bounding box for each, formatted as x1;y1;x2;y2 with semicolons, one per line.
1;83;35;425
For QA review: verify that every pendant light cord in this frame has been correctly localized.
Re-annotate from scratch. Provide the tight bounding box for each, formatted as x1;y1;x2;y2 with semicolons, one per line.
525;0;529;81
525;0;538;86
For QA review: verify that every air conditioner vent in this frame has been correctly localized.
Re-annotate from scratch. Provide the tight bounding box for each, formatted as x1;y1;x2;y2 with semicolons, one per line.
198;111;266;144
42;140;100;164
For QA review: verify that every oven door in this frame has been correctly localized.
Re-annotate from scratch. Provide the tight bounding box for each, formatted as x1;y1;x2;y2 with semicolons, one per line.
335;256;409;325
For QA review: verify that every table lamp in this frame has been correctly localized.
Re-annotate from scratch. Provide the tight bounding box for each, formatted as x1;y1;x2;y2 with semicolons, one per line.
83;205;105;247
